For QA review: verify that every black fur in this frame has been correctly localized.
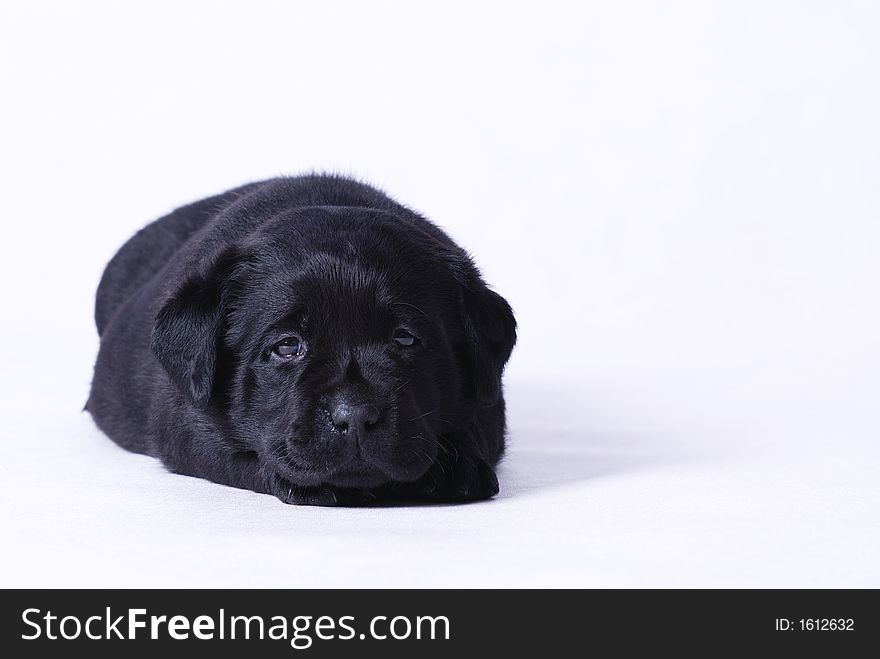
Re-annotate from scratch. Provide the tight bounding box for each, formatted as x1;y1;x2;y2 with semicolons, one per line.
87;175;516;505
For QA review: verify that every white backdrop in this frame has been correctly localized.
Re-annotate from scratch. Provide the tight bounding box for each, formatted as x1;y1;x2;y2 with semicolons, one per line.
1;1;878;587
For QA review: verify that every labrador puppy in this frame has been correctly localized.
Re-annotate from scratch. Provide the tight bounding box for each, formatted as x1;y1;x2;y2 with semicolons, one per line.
87;175;516;505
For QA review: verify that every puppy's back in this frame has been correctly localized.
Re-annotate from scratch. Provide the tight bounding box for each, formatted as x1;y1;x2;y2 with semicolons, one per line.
94;183;260;336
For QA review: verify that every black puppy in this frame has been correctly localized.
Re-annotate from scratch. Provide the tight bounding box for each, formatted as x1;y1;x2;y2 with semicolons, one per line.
87;175;516;505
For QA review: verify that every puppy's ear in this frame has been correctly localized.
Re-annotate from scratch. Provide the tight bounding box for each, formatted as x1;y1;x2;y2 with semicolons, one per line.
150;248;242;408
459;282;517;406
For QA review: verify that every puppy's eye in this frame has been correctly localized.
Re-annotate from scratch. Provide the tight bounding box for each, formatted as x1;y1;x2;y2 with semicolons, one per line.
272;336;305;358
393;329;419;347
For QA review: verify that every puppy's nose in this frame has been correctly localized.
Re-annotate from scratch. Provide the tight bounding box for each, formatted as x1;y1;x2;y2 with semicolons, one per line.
328;398;380;434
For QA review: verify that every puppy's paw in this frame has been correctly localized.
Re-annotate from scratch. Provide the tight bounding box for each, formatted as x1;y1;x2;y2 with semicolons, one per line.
451;454;500;501
267;474;371;507
407;447;499;503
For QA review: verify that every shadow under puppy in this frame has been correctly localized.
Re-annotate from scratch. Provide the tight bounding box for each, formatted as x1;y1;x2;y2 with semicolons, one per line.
87;175;516;505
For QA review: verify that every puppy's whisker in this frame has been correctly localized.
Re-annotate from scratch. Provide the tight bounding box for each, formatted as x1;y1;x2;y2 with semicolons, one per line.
447;441;459;464
430;452;447;478
393;380;411;394
267;445;309;474
411;447;443;477
407;408;438;422
428;436;452;459
392;301;428;317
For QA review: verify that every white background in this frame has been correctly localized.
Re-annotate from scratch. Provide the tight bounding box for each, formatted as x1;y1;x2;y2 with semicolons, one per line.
1;1;878;587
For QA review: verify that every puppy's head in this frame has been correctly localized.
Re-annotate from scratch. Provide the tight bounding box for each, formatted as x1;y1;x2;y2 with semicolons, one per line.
151;207;515;489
